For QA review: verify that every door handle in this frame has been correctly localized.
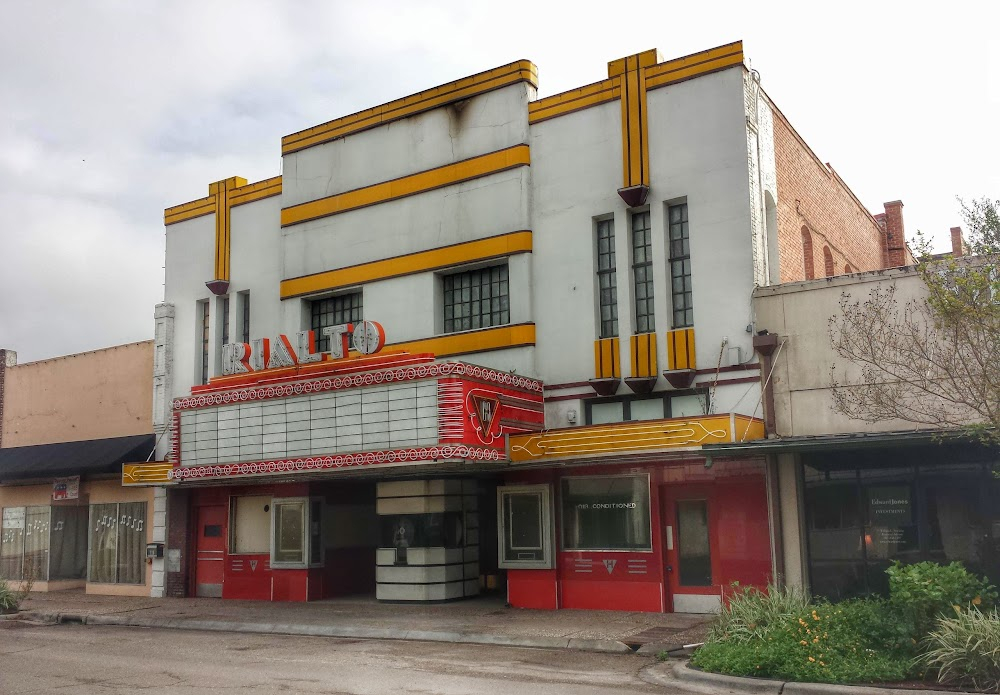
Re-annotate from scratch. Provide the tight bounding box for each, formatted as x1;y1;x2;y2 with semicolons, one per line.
666;565;673;572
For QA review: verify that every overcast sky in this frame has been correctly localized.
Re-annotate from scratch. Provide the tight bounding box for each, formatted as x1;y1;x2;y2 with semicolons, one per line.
1;0;997;363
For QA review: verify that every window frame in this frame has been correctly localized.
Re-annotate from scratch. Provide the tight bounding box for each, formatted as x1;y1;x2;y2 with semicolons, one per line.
497;484;554;570
199;300;210;384
595;217;618;339
559;473;653;553
668;202;693;329
240;291;251;343
441;263;510;334
584;389;709;425
631;210;655;334
86;502;146;585
310;291;364;353
269;496;323;569
228;495;272;556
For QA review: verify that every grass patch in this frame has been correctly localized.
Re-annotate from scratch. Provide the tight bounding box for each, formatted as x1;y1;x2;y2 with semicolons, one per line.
920;608;1000;692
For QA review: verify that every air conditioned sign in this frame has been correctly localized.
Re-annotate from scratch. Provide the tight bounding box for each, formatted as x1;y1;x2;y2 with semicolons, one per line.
221;321;386;376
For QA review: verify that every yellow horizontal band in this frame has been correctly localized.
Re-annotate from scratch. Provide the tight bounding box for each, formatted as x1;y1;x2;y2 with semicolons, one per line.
281;144;531;228
165;175;282;226
644;41;744;90
283;60;538;154
230;176;282;208
281;230;532;299
164;196;214;225
389;323;535;358
529;78;620;124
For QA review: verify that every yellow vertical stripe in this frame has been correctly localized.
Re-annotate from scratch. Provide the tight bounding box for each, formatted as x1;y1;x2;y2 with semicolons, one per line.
619;74;630;189
638;68;650;186
612;337;620;378
686;328;696;370
626;66;642;187
665;328;696;371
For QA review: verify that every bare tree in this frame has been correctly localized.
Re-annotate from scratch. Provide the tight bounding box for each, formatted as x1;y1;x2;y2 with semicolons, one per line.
828;197;1000;444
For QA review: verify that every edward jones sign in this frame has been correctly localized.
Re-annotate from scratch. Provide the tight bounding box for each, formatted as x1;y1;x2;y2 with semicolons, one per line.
221;321;386;376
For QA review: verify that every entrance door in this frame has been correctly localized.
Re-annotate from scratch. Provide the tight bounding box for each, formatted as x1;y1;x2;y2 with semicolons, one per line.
195;505;227;598
661;486;714;612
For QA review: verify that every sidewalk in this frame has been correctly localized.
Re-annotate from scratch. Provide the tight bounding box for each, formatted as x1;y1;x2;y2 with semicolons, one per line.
12;590;711;655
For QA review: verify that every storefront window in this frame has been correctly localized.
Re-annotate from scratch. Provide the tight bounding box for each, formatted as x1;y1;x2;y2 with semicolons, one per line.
1;507;27;579
229;496;271;554
561;475;651;551
89;502;146;585
497;485;552;569
804;461;999;599
271;497;323;568
1;506;87;581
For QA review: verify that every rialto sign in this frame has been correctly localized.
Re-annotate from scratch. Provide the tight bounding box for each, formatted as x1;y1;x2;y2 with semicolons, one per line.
221;321;386;376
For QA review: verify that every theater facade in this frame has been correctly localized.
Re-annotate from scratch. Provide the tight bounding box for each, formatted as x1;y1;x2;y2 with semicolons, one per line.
133;41;901;610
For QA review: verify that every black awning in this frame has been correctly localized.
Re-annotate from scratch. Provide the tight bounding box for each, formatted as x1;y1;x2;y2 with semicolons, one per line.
0;434;155;482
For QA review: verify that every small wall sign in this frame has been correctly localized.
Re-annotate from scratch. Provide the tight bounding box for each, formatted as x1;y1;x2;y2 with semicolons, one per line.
53;476;80;501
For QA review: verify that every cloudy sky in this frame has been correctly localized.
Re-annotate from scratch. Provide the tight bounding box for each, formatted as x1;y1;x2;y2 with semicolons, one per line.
1;0;997;363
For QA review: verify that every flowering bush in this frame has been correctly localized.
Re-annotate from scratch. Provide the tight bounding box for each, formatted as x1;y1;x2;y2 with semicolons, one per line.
887;561;997;638
691;598;916;684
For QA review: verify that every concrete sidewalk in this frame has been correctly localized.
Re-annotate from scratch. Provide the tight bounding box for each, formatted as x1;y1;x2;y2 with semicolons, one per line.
11;590;711;655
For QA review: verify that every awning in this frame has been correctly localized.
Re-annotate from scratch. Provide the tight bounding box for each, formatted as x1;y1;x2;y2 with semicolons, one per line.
702;429;997;456
0;434;155;483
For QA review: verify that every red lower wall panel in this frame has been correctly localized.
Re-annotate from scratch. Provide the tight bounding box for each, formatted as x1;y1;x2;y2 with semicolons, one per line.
271;570;309;602
507;570;558;610
560;579;663;612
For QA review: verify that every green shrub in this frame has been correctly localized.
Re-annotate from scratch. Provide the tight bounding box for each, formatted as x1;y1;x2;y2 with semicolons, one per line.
887;561;998;638
692;598;918;684
708;582;811;643
920;607;1000;692
0;578;18;613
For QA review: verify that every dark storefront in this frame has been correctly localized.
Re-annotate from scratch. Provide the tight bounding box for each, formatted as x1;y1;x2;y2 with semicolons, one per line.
803;442;1000;599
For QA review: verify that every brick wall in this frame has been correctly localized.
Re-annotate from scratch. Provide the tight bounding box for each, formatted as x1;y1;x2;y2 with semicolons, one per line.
771;104;889;282
165;487;192;598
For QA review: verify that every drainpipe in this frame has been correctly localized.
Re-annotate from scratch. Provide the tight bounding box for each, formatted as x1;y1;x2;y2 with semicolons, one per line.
752;333;780;437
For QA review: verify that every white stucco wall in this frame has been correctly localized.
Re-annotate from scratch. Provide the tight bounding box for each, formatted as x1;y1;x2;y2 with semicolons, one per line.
753;267;940;436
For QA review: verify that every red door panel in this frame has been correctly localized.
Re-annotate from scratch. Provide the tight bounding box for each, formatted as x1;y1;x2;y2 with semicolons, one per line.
195;505;227;598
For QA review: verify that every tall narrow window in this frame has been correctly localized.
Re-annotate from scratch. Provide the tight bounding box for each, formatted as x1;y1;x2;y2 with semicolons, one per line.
632;211;654;333
221;296;230;346
801;227;815;280
311;292;363;353
596;219;618;338
823;246;834;277
200;301;210;384
443;265;509;333
240;291;251;343
668;203;693;328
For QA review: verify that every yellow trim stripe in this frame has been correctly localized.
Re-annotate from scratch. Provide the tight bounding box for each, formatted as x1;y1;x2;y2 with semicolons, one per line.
164;197;214;225
282;61;538;154
666;328;696;371
389;323;534;358
281;145;531;228
594;337;620;379
644;41;744;90
630;332;657;378
608;49;659;77
230;176;282;207
528;42;744;127
528;78;620;124
165;175;280;226
281;231;532;299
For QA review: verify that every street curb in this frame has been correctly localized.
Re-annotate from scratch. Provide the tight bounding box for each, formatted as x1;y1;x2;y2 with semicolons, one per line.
659;660;964;695
43;611;632;654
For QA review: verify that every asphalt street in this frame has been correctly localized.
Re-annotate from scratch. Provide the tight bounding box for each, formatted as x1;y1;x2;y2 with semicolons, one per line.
0;623;685;694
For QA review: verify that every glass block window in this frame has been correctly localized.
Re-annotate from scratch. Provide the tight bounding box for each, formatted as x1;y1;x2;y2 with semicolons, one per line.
632;211;654;333
311;292;363;353
443;265;509;333
669;203;693;328
200;301;210;384
596;219;618;338
88;502;146;585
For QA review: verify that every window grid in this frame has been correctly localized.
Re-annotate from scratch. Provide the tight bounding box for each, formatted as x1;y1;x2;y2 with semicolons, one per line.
241;292;250;343
596;219;618;338
443;265;509;333
200;302;210;384
668;203;693;328
311;292;363;353
632;211;654;333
